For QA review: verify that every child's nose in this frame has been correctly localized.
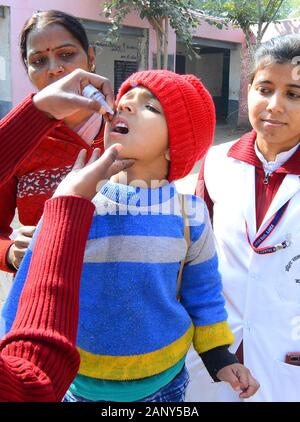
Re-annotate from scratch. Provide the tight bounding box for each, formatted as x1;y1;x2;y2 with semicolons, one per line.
118;101;133;113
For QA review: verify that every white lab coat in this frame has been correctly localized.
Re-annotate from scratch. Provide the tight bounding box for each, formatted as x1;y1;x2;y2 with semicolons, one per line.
186;141;300;402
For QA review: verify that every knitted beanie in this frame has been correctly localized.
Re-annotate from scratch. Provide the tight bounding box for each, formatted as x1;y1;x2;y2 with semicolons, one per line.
116;70;216;182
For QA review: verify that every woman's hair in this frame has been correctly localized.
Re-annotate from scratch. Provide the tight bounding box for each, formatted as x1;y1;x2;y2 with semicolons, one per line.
250;34;300;83
20;10;89;68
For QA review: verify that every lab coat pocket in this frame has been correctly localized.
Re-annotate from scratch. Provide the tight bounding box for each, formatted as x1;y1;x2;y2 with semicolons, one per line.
272;359;300;402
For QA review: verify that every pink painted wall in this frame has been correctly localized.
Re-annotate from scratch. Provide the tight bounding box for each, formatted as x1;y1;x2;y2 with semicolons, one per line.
3;0;244;106
193;18;244;44
2;0;153;105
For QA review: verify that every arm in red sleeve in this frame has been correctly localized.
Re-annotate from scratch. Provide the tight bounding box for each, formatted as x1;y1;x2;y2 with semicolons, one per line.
0;195;94;401
0;95;61;186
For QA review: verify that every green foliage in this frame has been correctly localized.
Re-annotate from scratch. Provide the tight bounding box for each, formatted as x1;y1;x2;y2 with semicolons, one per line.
103;0;200;62
276;0;300;18
194;0;286;51
195;0;284;27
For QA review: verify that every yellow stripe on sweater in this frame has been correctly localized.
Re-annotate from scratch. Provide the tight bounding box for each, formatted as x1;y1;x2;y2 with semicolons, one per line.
193;321;234;353
77;325;194;380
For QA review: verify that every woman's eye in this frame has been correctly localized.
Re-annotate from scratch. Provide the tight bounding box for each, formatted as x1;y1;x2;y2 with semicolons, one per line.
257;87;271;94
31;57;45;66
288;91;300;99
61;52;74;58
145;104;160;113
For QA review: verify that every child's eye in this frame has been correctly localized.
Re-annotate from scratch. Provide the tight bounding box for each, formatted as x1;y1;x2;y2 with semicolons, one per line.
145;104;160;113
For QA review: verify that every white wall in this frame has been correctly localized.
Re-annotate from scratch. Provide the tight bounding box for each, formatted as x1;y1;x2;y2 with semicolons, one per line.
86;25;148;92
229;47;241;102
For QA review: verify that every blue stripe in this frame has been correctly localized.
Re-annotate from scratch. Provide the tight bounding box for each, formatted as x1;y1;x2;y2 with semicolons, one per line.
180;255;227;326
77;262;192;355
88;213;184;240
190;223;205;243
0;249;32;336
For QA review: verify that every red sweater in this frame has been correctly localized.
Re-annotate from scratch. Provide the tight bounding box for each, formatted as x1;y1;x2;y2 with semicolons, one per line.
0;95;104;272
0;195;94;401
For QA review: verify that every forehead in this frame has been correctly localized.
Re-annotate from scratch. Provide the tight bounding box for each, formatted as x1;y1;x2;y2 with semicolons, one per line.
26;23;81;54
123;86;157;100
253;62;300;84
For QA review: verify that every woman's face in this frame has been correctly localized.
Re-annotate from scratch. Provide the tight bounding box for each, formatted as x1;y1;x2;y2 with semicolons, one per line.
248;62;300;152
26;23;95;90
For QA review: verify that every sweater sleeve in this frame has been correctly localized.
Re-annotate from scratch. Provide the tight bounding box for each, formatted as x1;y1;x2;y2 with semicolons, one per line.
0;195;94;402
0;95;61;187
179;196;234;354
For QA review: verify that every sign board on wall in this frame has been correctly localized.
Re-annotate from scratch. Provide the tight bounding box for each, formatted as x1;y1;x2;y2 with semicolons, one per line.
114;60;138;96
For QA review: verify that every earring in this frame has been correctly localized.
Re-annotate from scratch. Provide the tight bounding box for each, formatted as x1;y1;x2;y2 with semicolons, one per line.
58;65;64;72
90;63;96;72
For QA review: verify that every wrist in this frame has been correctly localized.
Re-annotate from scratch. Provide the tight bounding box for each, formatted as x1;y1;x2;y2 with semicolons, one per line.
32;93;55;119
199;345;239;382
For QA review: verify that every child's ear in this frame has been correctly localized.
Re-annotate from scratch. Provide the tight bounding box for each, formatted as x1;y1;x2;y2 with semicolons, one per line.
165;149;170;161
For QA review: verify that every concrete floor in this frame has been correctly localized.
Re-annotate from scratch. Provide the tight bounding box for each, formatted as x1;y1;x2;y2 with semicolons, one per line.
0;124;247;309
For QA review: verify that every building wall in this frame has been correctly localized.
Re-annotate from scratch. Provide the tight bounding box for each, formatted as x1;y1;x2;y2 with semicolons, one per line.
228;46;242;125
262;19;300;41
1;0;157;106
0;6;11;118
1;0;244;109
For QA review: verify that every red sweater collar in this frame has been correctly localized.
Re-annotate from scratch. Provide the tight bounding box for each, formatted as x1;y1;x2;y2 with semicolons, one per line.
228;130;300;175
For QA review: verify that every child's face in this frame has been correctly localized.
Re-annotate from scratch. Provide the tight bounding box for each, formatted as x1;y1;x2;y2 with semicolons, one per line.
248;62;300;150
104;87;169;164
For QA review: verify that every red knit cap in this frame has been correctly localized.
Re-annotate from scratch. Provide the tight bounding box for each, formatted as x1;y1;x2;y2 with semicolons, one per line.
116;70;216;182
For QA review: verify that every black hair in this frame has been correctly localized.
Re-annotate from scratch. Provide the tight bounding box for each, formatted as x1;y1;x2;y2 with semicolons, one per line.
250;34;300;83
20;10;89;68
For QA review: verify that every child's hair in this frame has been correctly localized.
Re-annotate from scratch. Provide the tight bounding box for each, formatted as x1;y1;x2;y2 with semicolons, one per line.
20;10;90;68
250;34;300;83
117;70;216;182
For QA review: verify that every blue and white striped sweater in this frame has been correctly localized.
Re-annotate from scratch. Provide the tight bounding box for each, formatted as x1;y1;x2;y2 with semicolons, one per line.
1;181;230;381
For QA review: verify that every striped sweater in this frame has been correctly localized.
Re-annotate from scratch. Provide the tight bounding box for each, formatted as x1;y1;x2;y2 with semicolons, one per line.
1;181;233;381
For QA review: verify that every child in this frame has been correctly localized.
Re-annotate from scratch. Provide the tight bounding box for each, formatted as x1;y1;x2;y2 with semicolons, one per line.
0;146;131;401
187;34;300;402
1;70;259;402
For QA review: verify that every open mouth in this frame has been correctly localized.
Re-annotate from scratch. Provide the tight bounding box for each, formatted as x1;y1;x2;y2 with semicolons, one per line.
111;120;129;134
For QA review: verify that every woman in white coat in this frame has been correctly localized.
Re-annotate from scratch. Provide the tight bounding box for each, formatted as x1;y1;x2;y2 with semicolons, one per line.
186;34;300;402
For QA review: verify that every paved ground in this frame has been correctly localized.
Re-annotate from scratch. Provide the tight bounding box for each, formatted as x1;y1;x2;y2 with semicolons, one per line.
175;123;245;193
0;124;246;309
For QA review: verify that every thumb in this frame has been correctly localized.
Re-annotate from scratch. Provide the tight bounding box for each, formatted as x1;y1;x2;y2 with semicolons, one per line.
218;368;241;391
83;144;121;179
